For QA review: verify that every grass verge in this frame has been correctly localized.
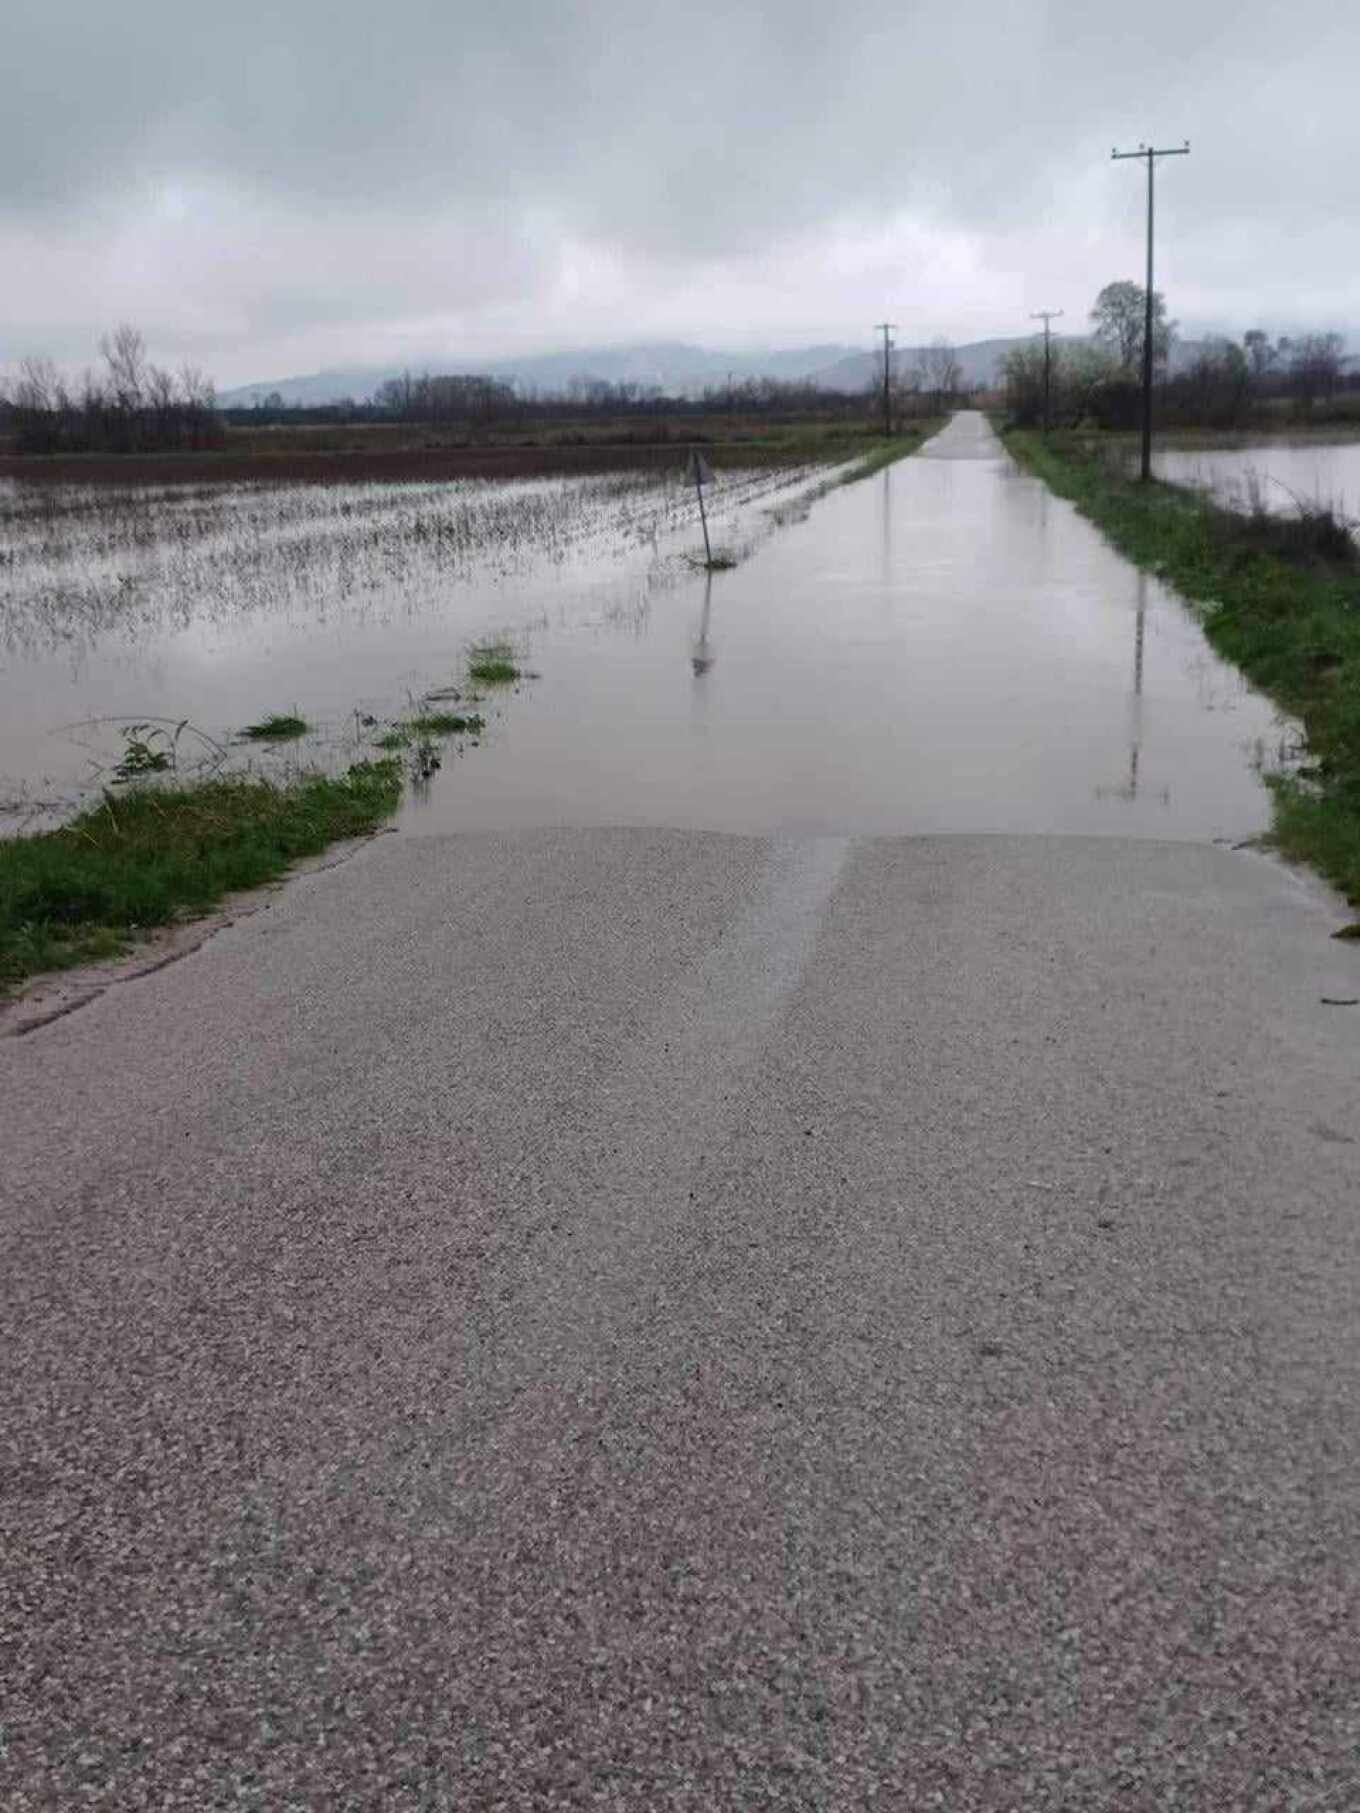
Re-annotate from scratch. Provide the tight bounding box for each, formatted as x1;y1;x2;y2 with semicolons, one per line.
0;761;401;993
1005;428;1360;911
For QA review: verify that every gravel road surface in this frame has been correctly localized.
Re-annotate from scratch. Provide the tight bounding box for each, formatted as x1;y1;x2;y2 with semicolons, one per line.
3;826;1358;1808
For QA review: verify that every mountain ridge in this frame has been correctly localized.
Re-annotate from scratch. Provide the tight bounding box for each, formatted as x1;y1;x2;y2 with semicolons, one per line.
217;330;1340;408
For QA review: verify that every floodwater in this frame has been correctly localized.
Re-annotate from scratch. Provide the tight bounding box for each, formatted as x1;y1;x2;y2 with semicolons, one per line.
1;414;1290;842
1150;438;1360;523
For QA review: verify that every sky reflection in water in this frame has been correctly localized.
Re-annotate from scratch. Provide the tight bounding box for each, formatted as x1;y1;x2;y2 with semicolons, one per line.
0;418;1290;840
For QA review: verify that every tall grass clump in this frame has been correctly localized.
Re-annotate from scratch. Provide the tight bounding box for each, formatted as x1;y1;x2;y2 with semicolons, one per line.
468;640;521;686
241;712;309;741
0;761;401;991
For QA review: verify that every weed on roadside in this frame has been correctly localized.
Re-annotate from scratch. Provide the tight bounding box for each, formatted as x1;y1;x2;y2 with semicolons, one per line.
0;761;401;993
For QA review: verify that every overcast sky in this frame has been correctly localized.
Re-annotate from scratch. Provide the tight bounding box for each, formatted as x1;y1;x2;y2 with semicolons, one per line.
5;0;1357;386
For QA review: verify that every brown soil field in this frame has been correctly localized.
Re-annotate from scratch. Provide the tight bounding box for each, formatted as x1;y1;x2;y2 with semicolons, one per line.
0;412;934;488
0;444;696;488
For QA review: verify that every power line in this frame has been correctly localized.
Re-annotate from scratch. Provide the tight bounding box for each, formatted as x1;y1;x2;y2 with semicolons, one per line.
1112;140;1190;480
1030;310;1063;433
874;324;897;438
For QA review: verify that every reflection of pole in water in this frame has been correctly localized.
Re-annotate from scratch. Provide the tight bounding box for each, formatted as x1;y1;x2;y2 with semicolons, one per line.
881;465;892;585
1096;570;1168;804
691;574;715;677
1126;570;1146;795
1133;571;1145;698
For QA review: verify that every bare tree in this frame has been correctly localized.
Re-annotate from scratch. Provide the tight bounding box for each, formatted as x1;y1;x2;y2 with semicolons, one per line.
10;329;223;454
1063;343;1121;422
1176;338;1250;426
1001;341;1048;426
1288;333;1346;407
1090;281;1173;374
1242;329;1278;388
100;324;148;412
916;338;962;408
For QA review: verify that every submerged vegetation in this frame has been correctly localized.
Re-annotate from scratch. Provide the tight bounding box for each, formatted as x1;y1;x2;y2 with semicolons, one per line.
467;641;521;686
2;625;520;994
0;417;939;997
241;712;309;741
374;711;484;750
0;762;402;991
410;711;484;735
1006;428;1360;908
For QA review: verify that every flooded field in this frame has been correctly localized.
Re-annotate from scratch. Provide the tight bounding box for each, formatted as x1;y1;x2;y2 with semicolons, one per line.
1150;437;1360;524
1;415;1291;842
0;460;821;831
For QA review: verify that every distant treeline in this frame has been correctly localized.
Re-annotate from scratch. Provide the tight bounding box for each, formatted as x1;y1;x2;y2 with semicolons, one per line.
3;327;222;455
1;333;962;457
230;369;957;429
1005;286;1356;429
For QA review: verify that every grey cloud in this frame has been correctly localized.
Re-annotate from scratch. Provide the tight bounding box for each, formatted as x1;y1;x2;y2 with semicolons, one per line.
4;0;1358;376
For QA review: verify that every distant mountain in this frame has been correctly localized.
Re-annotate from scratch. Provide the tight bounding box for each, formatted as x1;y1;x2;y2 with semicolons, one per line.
217;332;1248;410
486;341;862;396
217;342;866;408
219;366;394;408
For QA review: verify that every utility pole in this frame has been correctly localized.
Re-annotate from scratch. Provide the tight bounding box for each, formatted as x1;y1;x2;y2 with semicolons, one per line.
1030;309;1063;433
875;323;897;438
1112;140;1189;480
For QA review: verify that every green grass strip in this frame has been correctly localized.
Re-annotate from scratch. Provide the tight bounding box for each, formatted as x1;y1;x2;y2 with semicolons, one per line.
1005;428;1360;911
0;761;402;992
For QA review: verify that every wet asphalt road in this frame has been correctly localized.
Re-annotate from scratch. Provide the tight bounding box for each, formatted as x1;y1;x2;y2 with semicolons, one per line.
4;824;1360;1809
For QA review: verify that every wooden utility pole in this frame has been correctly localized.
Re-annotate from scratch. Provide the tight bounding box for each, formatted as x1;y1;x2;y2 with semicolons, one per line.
1030;309;1063;433
686;448;714;566
1112;140;1190;480
875;324;897;437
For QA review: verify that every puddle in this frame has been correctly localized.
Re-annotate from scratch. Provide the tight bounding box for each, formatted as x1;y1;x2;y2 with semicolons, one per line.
1;415;1292;842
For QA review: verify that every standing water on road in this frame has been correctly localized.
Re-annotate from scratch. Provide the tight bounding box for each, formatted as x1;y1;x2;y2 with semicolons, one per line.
1;414;1289;840
399;413;1289;838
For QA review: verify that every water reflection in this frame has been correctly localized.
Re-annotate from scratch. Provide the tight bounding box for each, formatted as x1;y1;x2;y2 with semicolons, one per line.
880;465;892;585
1150;441;1360;525
1094;571;1170;807
1;416;1291;843
0;460;826;827
691;576;716;678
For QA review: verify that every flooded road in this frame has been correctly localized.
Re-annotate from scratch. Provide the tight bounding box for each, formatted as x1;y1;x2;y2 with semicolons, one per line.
1;414;1289;840
406;412;1286;839
7;425;1357;1808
